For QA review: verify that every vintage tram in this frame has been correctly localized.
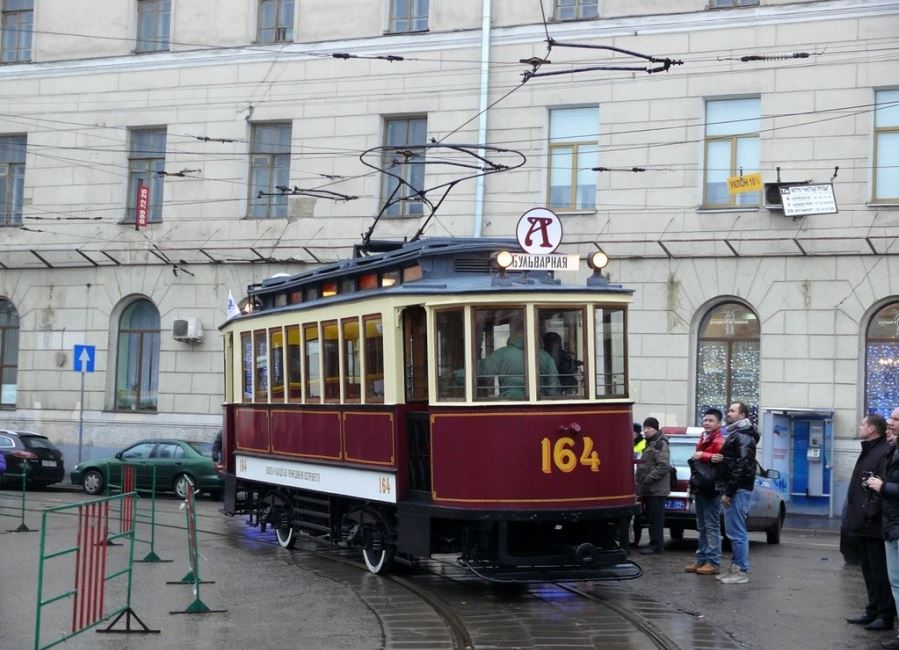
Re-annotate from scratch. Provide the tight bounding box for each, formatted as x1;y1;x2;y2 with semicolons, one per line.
219;237;640;581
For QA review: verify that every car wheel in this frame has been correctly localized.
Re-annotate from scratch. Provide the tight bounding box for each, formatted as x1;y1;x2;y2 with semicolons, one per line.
766;508;785;544
669;525;684;541
173;473;195;499
82;469;104;495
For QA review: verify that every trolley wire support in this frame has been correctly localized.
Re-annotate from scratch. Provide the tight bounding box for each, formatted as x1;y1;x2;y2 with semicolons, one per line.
521;38;683;81
2;467;37;533
168;481;227;615
356;143;526;256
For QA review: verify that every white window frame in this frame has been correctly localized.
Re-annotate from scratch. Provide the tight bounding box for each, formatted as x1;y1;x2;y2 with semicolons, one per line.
702;97;761;209
136;0;171;53
553;0;598;21
387;0;429;34
547;106;599;212
873;89;899;203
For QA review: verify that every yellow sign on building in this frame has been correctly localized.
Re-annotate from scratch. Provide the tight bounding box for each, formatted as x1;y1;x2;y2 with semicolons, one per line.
727;172;763;194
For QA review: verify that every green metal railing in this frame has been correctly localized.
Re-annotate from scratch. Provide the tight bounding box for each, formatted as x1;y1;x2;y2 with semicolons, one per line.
104;462;170;562
0;465;36;532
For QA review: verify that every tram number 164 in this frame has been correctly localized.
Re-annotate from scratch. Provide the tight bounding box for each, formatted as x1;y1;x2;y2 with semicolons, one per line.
540;437;601;474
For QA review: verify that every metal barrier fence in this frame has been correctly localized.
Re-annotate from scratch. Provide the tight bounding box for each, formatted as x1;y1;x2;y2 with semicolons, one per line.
167;481;225;615
104;462;170;562
0;466;36;533
33;492;158;650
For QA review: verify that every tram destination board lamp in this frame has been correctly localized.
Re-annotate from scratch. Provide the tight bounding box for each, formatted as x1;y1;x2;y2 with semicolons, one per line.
587;251;609;286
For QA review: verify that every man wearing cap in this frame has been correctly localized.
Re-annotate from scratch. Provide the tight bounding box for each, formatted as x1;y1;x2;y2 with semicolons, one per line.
635;417;670;555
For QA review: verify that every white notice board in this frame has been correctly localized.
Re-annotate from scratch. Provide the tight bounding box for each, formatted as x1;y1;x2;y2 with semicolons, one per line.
778;184;837;217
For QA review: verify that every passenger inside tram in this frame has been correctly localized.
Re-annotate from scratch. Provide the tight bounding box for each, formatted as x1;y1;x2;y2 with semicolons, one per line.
476;314;560;399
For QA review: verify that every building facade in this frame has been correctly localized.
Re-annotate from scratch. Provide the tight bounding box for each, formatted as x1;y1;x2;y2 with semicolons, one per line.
0;0;897;513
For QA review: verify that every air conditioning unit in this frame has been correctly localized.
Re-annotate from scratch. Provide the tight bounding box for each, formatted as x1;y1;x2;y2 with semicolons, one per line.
172;317;203;343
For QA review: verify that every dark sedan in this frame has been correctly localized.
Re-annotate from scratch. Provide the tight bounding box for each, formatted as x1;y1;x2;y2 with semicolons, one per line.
0;430;66;488
70;439;222;498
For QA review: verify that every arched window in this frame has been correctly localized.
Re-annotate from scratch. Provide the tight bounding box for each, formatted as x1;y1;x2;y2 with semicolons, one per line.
115;299;160;411
865;301;899;417
0;299;19;407
695;301;760;424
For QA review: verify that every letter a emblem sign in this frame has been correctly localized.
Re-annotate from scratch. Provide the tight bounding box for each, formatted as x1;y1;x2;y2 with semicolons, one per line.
516;208;563;254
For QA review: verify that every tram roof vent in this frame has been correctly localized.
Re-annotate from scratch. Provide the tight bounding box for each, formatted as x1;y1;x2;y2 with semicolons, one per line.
453;257;492;274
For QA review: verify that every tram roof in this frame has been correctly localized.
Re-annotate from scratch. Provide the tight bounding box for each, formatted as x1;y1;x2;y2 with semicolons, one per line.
229;238;631;324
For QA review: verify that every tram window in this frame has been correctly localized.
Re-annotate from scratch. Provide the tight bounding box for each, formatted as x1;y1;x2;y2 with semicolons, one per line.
241;332;252;402
286;324;302;401
289;291;302;305
537;308;585;399
342;318;361;402
360;274;378;290
340;278;356;294
474;307;531;400
224;333;233;403
274;294;287;307
364;315;385;402
254;329;268;402
322;320;340;402
382;270;400;287
403;265;422;282
595;307;627;398
304;323;321;402
305;287;318;301
403;306;428;402
269;327;285;402
436;308;465;400
322;282;337;297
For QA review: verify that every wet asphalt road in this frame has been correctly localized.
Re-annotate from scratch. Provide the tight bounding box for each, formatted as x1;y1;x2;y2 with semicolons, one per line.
0;487;874;649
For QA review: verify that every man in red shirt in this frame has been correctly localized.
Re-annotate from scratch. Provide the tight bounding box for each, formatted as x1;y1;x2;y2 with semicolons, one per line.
684;408;726;575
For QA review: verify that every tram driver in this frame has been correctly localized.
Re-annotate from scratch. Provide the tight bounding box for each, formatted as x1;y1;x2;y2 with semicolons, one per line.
477;316;560;399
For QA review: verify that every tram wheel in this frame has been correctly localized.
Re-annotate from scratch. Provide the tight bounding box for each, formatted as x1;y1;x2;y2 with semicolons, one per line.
276;522;297;549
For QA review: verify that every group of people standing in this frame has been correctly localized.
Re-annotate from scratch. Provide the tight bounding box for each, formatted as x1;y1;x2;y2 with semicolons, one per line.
632;402;759;585
844;407;899;650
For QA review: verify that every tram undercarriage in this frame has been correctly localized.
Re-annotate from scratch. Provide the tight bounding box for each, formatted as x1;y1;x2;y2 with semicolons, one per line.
223;475;642;582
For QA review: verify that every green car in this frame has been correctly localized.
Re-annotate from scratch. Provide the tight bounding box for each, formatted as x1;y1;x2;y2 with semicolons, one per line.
70;439;223;498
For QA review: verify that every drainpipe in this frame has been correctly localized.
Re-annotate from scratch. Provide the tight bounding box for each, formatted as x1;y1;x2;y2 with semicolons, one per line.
472;0;492;237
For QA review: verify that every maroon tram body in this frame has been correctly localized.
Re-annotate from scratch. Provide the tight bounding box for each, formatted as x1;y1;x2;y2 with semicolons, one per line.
220;238;641;581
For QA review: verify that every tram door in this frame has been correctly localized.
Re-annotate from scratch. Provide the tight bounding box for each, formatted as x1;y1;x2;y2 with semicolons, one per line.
402;306;431;496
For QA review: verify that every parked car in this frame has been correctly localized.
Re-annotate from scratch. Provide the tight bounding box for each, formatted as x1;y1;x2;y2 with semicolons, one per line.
637;430;786;544
70;439;223;498
0;430;66;488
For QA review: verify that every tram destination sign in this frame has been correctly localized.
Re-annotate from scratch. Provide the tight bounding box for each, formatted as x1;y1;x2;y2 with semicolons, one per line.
778;183;837;217
509;253;580;271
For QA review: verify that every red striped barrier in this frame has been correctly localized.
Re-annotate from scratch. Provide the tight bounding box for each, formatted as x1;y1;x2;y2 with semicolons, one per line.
72;500;109;632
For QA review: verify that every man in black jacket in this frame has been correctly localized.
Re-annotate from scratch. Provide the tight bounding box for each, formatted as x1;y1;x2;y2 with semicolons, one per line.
713;402;759;584
844;413;895;632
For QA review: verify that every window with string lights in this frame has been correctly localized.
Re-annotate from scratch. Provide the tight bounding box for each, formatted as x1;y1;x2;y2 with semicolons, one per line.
865;301;899;417
0;299;18;408
695;302;760;425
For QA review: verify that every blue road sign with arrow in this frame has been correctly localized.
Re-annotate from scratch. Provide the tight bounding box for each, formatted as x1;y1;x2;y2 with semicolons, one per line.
73;345;95;373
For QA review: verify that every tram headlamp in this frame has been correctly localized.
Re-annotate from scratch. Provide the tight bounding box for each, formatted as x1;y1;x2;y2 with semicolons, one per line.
587;251;609;271
492;250;514;270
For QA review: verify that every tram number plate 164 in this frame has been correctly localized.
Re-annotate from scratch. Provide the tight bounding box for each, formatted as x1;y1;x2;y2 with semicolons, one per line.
540;436;600;474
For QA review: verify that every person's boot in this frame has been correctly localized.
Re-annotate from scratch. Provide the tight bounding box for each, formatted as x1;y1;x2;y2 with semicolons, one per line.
847;613;877;625
865;617;895;632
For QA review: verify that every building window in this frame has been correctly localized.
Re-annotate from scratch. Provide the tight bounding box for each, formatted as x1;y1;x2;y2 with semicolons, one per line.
1;0;32;63
704;98;761;208
248;123;291;219
874;89;899;202
115;299;160;412
389;0;428;33
0;299;18;407
865;301;899;417
548;107;598;211
695;302;760;425
554;0;598;20
136;0;171;53
382;117;427;217
126;128;166;224
257;0;294;44
0;135;25;226
710;0;759;7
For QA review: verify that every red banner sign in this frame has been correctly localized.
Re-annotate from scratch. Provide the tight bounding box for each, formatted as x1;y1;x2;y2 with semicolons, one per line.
135;185;149;228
